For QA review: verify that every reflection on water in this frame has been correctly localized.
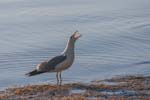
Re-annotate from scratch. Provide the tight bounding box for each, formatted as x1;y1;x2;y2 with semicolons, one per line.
0;0;150;89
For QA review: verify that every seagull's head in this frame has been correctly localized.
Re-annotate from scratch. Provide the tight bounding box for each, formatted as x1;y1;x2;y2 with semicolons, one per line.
64;31;81;52
69;31;81;43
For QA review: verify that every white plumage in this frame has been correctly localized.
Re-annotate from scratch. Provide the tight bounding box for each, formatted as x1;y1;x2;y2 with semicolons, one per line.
26;31;81;85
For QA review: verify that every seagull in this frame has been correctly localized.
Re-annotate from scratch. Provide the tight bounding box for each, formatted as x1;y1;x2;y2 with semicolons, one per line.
26;31;81;85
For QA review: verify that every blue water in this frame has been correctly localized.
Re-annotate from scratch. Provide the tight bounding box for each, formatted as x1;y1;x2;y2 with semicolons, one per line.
0;0;150;89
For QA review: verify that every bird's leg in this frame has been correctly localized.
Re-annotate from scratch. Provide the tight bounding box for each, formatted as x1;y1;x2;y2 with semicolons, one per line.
59;72;62;86
56;72;59;85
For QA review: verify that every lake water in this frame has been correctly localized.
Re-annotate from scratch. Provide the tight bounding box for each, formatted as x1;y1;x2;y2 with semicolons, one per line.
0;0;150;90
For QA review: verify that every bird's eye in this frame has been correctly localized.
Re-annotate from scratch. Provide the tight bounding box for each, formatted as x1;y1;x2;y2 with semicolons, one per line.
70;36;73;39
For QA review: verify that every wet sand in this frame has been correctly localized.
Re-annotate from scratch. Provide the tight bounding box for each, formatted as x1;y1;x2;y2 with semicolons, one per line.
0;75;150;100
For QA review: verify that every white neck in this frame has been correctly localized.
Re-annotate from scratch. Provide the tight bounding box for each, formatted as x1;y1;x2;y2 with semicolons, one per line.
62;39;75;55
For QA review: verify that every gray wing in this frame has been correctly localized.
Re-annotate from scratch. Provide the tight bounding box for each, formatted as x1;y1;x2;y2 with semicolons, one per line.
45;55;67;71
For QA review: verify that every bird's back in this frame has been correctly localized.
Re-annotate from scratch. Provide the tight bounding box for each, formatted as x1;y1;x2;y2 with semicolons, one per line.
45;55;67;71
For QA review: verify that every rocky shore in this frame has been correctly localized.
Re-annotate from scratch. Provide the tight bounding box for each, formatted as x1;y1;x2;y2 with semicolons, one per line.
0;75;149;100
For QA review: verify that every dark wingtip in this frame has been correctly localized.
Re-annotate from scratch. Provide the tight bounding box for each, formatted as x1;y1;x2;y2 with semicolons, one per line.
25;70;45;77
25;73;31;77
25;70;37;77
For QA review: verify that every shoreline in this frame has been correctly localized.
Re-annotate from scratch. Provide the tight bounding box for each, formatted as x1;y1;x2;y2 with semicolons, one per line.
0;75;150;100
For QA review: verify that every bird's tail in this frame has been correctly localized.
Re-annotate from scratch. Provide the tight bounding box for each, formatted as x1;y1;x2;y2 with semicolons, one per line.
25;70;45;76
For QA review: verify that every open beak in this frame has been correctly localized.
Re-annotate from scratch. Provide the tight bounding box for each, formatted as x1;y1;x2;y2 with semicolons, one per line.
73;31;81;40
